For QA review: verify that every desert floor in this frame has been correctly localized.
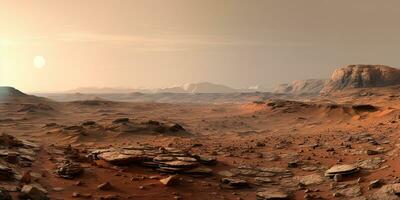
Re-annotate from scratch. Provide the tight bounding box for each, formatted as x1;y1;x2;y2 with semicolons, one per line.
1;87;400;200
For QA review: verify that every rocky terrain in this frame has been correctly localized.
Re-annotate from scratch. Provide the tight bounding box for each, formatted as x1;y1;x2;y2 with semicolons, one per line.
0;88;398;199
4;65;400;199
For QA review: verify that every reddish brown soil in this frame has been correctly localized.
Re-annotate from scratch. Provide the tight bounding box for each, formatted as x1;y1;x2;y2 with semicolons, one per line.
2;87;400;199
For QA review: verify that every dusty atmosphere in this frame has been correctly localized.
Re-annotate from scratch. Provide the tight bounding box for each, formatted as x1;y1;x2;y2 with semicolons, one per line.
2;1;400;200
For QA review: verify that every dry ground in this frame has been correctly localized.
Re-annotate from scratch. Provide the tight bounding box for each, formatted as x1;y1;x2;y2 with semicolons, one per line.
1;87;400;199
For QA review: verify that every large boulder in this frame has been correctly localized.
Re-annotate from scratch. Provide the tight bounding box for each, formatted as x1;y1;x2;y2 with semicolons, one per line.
321;65;400;93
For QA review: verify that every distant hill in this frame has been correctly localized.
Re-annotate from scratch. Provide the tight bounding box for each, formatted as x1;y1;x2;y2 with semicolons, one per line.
321;64;400;93
0;86;52;104
67;87;148;94
0;86;27;97
39;91;284;103
69;82;244;94
274;79;328;95
157;82;238;93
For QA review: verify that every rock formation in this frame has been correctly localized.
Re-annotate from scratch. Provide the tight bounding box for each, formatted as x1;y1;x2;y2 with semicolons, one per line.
321;64;400;93
274;79;327;95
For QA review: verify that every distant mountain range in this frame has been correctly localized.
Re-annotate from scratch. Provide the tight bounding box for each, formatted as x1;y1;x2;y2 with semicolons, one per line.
273;79;328;95
68;82;273;94
5;64;400;104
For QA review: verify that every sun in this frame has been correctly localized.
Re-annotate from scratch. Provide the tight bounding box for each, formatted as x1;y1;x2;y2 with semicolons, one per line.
33;56;46;69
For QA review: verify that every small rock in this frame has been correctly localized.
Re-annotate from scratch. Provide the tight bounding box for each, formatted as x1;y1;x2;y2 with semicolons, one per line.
20;184;49;200
99;194;119;200
256;142;266;147
191;143;203;147
97;182;113;191
327;148;335;152
56;161;84;179
169;124;185;132
333;174;343;182
367;150;380;155
131;175;146;181
20;171;32;184
112;118;129;124
218;170;235;177
72;192;81;197
195;155;217;166
52;187;64;192
221;178;249;189
82;121;96;126
72;192;92;198
74;181;83;186
160;175;180;186
369;179;384;189
287;161;298;168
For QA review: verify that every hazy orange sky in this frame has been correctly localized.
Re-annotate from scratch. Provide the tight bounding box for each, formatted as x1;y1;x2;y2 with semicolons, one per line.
1;0;400;92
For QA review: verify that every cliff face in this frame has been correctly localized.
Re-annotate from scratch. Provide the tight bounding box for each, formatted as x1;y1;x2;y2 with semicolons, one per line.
274;79;328;95
321;65;400;93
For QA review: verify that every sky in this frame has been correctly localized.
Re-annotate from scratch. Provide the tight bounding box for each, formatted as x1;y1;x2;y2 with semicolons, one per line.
1;0;400;92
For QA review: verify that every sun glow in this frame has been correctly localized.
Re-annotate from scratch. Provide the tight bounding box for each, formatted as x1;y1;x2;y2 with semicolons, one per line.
33;56;46;69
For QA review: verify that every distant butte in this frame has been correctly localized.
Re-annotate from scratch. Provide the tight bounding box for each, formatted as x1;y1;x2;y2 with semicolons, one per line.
275;64;400;95
321;64;400;93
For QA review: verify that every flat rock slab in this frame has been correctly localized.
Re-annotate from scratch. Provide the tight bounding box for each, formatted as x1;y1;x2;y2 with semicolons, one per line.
160;160;197;168
295;174;324;186
217;170;236;177
325;164;359;177
257;188;290;200
92;145;216;174
97;150;145;164
221;178;249;189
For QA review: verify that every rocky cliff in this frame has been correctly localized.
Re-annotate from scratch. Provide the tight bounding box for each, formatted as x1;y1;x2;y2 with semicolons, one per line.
321;65;400;93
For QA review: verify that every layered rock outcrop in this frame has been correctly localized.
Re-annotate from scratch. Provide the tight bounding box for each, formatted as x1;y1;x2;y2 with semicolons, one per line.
321;65;400;93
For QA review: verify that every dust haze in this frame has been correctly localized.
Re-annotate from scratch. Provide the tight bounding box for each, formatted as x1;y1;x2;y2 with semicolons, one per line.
1;1;400;200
